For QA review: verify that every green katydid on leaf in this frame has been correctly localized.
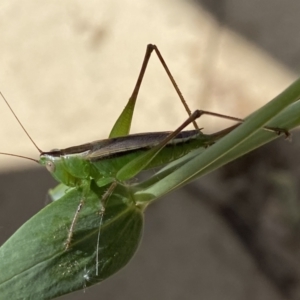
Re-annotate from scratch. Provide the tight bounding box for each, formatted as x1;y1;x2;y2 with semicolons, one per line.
0;44;300;300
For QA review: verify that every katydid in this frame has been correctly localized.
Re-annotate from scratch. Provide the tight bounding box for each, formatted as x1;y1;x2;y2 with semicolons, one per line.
0;44;288;275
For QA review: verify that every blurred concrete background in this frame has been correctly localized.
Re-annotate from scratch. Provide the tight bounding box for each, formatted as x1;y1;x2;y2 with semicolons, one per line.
0;0;300;299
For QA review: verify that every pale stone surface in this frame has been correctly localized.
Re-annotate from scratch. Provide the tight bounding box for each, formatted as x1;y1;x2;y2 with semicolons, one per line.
0;0;295;169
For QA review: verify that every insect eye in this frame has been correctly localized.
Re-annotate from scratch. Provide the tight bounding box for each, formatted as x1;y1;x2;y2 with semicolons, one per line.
46;161;56;173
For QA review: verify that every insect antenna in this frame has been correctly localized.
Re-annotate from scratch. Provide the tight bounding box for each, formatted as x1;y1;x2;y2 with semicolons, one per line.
0;91;41;164
0;152;39;163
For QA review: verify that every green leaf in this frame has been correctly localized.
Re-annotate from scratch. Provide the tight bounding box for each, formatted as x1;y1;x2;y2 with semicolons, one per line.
0;183;143;300
135;78;300;201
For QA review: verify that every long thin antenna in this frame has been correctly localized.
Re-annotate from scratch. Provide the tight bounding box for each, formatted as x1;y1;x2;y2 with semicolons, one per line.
0;152;39;163
0;91;42;153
